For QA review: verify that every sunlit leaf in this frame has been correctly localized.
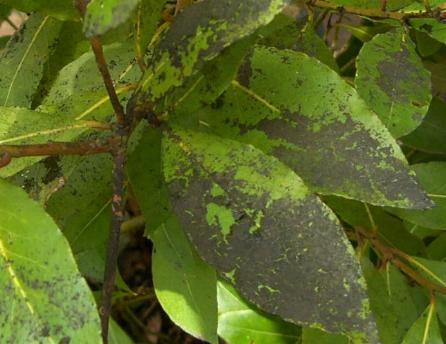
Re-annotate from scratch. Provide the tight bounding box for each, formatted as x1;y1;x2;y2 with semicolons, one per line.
0;179;101;342
0;13;62;107
218;281;301;344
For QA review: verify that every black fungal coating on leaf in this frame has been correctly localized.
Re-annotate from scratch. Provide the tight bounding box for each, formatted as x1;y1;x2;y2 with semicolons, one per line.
156;0;272;67
201;46;432;209
165;130;379;341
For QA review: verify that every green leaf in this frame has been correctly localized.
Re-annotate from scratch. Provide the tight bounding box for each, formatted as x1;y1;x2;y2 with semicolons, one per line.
355;29;432;138
0;13;62;107
39;42;140;121
151;216;218;343
0;179;101;342
44;154;113;284
410;18;446;45
0;107;95;177
361;258;420;344
415;30;442;57
163;128;378;341
323;196;426;256
402;304;442;344
196;46;431;208
110;319;133;344
405;257;446;290
302;328;349;344
402;98;446;154
389;162;446;229
83;0;141;37
127;123;170;234
217;281;301;344
135;0;169;53
261;19;338;71
0;0;77;20
424;61;446;104
427;233;446;260
130;0;288;109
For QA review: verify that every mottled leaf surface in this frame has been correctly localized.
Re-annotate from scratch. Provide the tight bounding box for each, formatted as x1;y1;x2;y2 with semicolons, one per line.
84;0;141;37
196;46;430;208
0;13;62;107
0;179;101;343
389;162;446;229
217;281;301;344
401;304;442;344
362;258;420;344
130;0;288;109
0;107;94;177
402;98;446;154
162;128;377;340
355;29;432;138
151;216;218;343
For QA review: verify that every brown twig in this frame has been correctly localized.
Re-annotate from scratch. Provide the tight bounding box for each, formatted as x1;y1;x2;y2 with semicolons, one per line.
307;0;441;20
0;138;116;167
75;0;126;126
355;227;446;294
100;131;128;343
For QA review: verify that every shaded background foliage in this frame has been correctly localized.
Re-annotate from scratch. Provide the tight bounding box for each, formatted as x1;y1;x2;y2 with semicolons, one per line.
1;0;446;343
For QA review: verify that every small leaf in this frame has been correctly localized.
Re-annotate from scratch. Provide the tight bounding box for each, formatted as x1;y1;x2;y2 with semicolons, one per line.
410;18;446;45
151;216;218;343
83;0;141;37
163;128;378;340
197;46;431;208
355;29;432;138
0;13;62;107
414;30;442;57
129;0;288;109
361;258;420;344
402;98;446;154
0;179;101;342
402;304;442;344
389;162;446;229
217;281;301;344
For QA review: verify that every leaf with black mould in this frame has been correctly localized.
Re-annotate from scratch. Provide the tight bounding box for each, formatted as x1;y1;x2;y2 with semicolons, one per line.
355;29;432;138
0;179;101;342
129;0;288;113
162;127;378;341
194;46;431;209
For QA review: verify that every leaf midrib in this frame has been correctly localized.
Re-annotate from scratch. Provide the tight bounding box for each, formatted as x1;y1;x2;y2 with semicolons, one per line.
4;16;50;106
